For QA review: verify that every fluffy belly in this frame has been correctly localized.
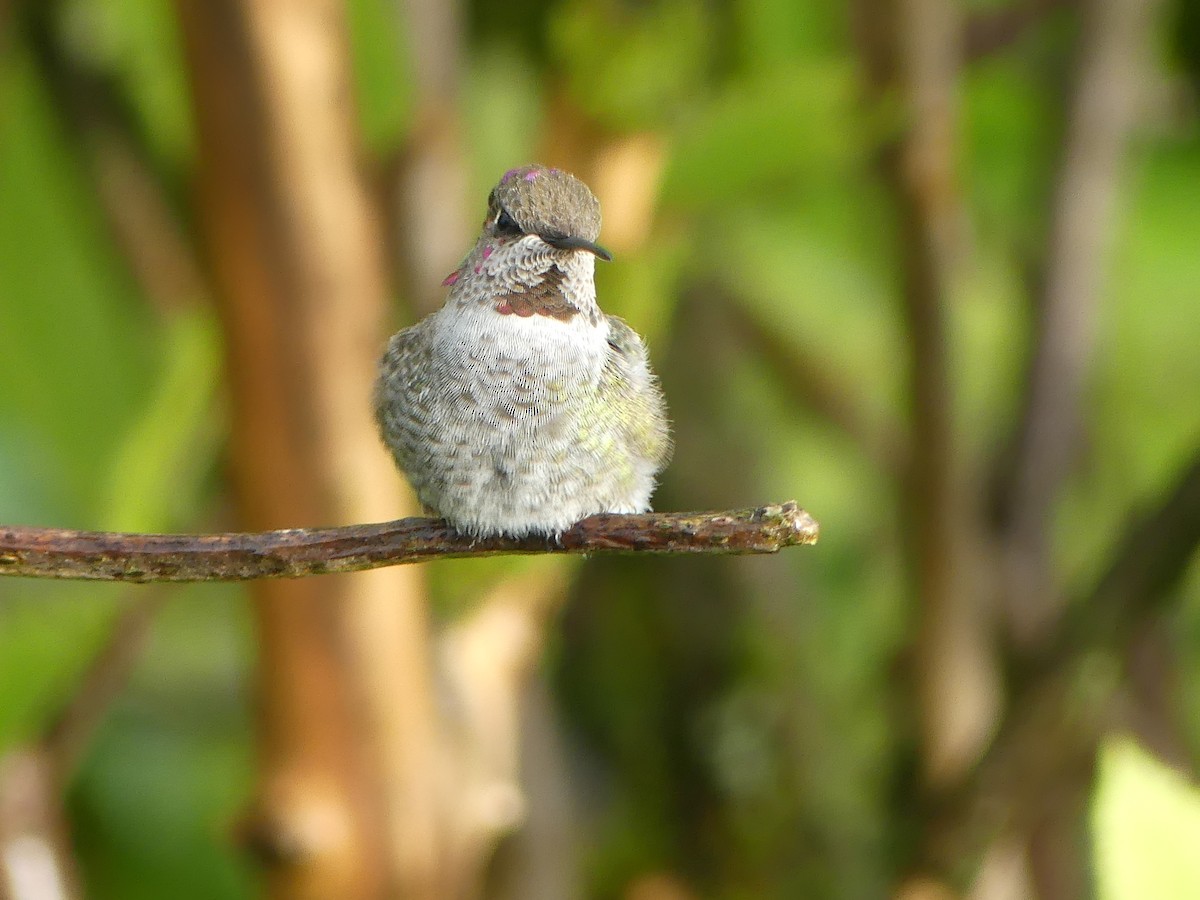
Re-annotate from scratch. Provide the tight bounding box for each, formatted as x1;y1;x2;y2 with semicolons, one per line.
394;312;652;536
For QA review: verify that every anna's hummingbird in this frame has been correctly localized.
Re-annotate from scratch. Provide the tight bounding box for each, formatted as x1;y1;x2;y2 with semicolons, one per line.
374;164;671;537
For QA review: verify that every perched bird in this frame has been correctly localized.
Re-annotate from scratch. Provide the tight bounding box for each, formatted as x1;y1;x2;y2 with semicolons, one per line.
374;164;671;537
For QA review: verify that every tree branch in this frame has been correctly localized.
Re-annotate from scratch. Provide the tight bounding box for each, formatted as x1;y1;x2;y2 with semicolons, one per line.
965;0;1077;62
857;0;1003;794
0;504;819;583
917;452;1200;882
721;290;908;479
997;0;1162;645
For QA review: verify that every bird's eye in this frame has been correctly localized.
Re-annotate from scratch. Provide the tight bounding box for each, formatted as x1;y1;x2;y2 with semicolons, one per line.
495;208;522;235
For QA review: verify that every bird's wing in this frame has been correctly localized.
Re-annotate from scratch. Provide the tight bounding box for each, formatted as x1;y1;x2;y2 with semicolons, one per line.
603;314;673;469
373;320;439;451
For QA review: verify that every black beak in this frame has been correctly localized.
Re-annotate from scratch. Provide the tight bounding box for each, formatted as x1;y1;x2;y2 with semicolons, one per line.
542;234;613;261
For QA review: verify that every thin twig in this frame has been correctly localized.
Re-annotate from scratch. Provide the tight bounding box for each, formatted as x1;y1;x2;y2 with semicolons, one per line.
722;293;908;478
43;594;166;776
0;504;819;583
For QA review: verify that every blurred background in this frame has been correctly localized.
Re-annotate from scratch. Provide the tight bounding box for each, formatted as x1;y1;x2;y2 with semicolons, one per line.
2;0;1200;897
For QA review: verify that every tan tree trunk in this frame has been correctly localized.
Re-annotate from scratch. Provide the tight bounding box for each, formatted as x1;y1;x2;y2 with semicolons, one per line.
176;1;446;895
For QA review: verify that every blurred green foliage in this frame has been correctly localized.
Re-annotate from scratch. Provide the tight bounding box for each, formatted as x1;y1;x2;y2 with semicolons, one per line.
1093;738;1200;899
2;0;1200;897
548;0;711;129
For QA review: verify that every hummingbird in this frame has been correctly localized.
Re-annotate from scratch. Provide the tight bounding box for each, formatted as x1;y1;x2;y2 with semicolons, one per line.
374;164;671;537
